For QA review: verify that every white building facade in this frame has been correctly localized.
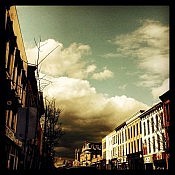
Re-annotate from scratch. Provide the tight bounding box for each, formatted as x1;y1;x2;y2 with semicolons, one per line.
102;130;116;170
140;102;167;170
102;102;168;170
125;110;145;170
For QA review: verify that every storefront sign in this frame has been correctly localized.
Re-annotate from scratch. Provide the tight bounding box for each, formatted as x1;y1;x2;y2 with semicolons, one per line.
6;126;22;147
144;155;153;163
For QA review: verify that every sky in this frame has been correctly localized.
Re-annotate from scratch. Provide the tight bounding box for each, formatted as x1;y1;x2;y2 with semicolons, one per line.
16;6;169;159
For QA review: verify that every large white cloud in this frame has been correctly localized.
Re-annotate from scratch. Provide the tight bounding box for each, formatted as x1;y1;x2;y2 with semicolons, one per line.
26;39;113;80
42;76;149;158
106;19;169;92
43;76;149;132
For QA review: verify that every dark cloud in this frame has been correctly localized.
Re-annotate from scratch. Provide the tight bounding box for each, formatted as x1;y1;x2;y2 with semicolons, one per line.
53;95;148;159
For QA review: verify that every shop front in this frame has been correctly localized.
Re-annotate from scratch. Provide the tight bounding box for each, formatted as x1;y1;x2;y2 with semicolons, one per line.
111;158;117;170
153;152;166;170
121;157;128;170
143;155;153;170
100;159;106;170
127;152;144;170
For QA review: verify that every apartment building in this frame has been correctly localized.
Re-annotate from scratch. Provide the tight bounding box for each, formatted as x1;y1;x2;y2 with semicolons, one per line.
0;5;28;169
0;4;45;169
102;97;169;170
159;90;170;169
78;141;102;167
103;130;116;170
112;122;127;170
16;65;44;169
102;137;106;161
102;110;145;170
126;110;145;170
73;148;81;166
140;102;167;170
101;136;107;169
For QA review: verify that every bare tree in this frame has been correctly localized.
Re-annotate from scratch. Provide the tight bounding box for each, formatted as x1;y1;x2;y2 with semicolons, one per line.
41;98;64;169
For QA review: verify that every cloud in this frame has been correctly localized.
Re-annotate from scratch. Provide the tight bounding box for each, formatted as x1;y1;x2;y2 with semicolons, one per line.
92;67;114;80
25;38;152;159
137;73;162;87
85;64;97;74
106;19;169;90
26;39;113;80
151;78;169;100
26;39;90;78
118;84;127;90
43;76;149;158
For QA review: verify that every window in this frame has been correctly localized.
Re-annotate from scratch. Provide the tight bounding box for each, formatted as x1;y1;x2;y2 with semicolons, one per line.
162;133;166;150
125;129;127;141
153;136;156;152
113;147;115;156
143;139;147;155
148;138;151;153
131;127;132;138
102;142;106;149
122;131;124;143
11;112;16;131
133;125;135;137
119;133;121;144
156;115;159;130
123;145;124;156
134;140;136;153
151;118;154;133
160;112;164;127
7;49;12;74
115;135;117;144
143;122;146;136
147;120;150;135
131;142;133;153
103;151;106;159
140;121;142;134
136;123;139;135
8;154;15;169
112;136;115;145
125;143;127;155
157;134;160;151
6;110;10;126
7;110;13;127
121;131;123;143
12;67;17;85
128;128;130;139
165;103;170;122
137;139;140;152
